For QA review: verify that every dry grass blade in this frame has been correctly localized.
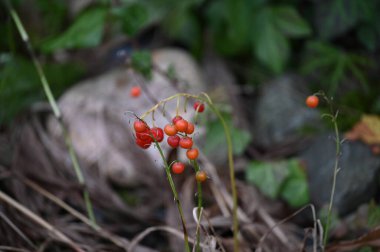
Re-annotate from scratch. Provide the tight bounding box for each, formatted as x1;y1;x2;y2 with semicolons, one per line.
128;226;209;252
21;178;130;250
256;204;320;252
0;211;36;249
0;246;31;252
0;191;84;252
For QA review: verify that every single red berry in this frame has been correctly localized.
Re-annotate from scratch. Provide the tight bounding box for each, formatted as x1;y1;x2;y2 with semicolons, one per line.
193;102;205;113
167;135;180;148
164;124;178;136
306;95;319;108
175;119;188;133
150;127;164;142
136;137;151;149
130;86;141;97
172;116;183;124
179;137;193;149
186;122;195;135
186;148;199;160
195;171;207;182
134;120;147;133
136;128;151;141
172;162;185;174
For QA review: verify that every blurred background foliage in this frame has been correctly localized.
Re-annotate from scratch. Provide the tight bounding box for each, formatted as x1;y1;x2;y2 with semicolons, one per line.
1;0;380;126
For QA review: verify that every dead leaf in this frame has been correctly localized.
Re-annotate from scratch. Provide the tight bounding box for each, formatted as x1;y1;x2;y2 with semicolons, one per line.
345;115;380;145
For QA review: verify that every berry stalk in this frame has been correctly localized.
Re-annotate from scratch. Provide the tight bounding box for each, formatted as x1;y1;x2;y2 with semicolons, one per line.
152;138;191;252
192;160;203;252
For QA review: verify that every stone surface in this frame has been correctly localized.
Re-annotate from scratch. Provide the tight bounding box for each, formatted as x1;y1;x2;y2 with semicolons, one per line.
300;134;380;215
48;48;205;185
250;74;322;150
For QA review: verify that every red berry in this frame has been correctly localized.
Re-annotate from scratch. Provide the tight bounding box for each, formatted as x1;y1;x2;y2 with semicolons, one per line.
172;116;183;124
136;137;151;149
150;127;164;142
130;86;141;97
195;171;207;182
193;102;205;113
136;128;151;141
306;95;319;108
134;120;147;133
186;148;199;160
172;162;185;174
164;124;178;136
179;137;193;149
167;135;180;148
175;119;188;133
186;122;195;135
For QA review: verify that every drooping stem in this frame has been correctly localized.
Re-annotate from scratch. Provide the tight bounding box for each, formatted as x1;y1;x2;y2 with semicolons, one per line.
323;113;340;246
192;160;203;252
6;1;96;225
207;103;239;252
153;140;191;252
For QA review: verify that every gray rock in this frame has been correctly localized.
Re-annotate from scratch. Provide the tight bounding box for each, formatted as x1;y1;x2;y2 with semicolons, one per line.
47;48;205;186
251;74;321;150
300;134;380;215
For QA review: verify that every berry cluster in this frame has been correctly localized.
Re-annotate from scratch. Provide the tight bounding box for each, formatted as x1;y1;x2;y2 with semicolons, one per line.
133;120;164;149
132;101;208;181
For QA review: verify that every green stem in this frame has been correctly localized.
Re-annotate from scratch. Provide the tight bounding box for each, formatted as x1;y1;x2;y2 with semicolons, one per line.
153;140;191;252
207;104;239;252
6;1;96;225
192;160;202;252
323;115;340;246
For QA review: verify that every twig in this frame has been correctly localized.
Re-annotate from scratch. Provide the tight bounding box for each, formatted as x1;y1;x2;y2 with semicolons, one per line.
0;191;84;252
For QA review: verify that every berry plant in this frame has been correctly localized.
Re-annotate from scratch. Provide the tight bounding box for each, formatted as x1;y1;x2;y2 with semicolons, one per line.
131;93;239;251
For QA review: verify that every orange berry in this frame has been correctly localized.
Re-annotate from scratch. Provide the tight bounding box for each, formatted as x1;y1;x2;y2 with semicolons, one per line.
186;148;199;160
175;119;188;132
179;137;193;149
186;122;195;134
172;162;185;174
130;86;141;97
195;171;207;182
164;124;178;136
306;95;319;108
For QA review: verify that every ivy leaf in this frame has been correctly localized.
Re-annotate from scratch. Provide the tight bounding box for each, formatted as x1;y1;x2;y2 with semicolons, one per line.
273;6;311;37
42;8;107;52
120;3;149;36
204;114;251;156
246;161;290;198
253;21;289;74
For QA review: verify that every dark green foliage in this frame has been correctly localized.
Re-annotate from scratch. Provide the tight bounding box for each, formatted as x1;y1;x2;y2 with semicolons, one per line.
130;50;152;79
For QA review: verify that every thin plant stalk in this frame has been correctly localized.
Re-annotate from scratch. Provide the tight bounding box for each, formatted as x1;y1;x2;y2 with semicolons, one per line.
192;160;203;252
315;91;341;247
152;139;191;252
323;112;340;246
6;1;96;225
141;93;239;251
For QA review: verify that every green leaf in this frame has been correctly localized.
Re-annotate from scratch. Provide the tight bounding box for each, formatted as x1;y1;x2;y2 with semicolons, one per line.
281;178;309;207
280;159;309;207
253;21;289;74
246;161;290;198
42;8;107;52
273;6;311;37
204;114;251;156
131;50;152;79
120;3;149;36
